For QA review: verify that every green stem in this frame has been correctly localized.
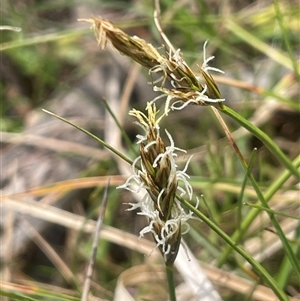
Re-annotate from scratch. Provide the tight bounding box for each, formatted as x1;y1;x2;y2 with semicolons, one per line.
220;105;300;180
237;148;257;233
166;264;177;301
178;196;289;301
243;167;300;279
276;225;300;289
213;107;300;278
217;154;300;267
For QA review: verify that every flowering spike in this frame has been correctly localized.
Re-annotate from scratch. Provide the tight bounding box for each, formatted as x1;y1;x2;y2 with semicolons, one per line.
118;102;195;264
78;17;164;69
80;15;224;265
80;17;225;114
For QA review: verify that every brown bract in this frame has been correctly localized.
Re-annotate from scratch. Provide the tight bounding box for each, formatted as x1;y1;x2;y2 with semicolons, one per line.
79;17;163;69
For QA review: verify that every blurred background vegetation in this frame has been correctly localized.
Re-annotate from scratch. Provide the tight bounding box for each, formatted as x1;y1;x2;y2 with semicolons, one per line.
1;0;299;300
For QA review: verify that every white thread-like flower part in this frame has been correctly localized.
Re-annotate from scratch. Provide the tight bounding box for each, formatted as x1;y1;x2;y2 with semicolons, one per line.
117;125;195;256
170;85;225;112
150;41;225;115
202;40;225;74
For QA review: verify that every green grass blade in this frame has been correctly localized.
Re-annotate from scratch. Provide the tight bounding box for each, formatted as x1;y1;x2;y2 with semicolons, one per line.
244;172;300;279
221;105;300;179
215;106;300;278
237;148;258;232
102;99;138;157
226;18;295;70
217;155;300;266
276;224;300;289
273;0;300;81
42;109;133;166
0;28;90;51
0;291;39;301
244;203;300;220
178;196;290;301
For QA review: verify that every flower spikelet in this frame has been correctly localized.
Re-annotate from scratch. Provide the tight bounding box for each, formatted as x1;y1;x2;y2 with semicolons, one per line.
118;103;194;265
78;17;164;69
79;17;225;112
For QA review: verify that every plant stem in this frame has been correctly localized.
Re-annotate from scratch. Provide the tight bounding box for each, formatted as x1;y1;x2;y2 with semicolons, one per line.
212;107;300;278
166;264;177;301
179;196;289;301
220;105;300;180
217;154;300;266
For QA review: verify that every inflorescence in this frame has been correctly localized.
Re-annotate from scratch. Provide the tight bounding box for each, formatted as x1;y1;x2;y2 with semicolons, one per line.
80;16;224;264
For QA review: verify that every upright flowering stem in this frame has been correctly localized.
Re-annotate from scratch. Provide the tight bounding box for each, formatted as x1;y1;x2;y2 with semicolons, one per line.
166;265;177;301
118;103;194;301
80;16;223;300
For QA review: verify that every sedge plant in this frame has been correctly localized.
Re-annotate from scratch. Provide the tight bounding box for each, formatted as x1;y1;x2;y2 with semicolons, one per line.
75;13;299;301
2;1;299;300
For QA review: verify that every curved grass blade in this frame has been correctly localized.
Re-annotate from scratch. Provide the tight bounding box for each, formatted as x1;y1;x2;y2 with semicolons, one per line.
42;109;133;166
